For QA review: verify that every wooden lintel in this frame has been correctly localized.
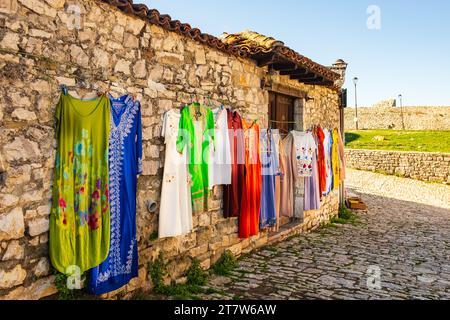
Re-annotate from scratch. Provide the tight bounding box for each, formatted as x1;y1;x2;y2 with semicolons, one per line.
301;78;334;86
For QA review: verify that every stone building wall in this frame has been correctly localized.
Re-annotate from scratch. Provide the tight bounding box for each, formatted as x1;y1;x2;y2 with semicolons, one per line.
345;106;450;131
345;149;450;184
0;0;341;299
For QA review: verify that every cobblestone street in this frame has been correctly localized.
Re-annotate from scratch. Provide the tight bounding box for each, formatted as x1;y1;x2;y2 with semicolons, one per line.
204;170;450;300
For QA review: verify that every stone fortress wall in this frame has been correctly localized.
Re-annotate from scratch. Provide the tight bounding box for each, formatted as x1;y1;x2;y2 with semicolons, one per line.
344;99;450;131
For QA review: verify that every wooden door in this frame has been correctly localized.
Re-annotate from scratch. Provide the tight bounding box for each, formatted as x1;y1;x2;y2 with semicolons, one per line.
269;92;295;134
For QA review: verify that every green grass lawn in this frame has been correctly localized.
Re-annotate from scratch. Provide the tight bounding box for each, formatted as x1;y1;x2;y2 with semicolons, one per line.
345;130;450;153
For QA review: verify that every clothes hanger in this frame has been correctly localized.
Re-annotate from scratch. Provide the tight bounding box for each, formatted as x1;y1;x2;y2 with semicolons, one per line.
192;101;202;120
60;84;68;95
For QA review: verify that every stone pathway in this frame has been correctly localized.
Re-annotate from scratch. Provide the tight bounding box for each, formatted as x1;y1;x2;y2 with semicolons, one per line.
203;169;450;300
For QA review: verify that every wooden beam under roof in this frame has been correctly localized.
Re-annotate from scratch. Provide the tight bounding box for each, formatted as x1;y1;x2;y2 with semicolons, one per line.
271;62;297;71
280;68;308;76
290;73;318;80
256;53;279;67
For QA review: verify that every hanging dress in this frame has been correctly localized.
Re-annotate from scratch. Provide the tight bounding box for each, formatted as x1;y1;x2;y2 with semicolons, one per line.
279;133;296;217
272;130;282;232
315;127;327;196
159;109;193;238
260;129;279;230
89;94;142;295
336;128;347;182
240;120;262;238
332;129;341;191
323;129;333;196
177;104;215;214
50;92;111;274
211;107;232;187
292;131;317;178
304;131;321;211
223;110;245;218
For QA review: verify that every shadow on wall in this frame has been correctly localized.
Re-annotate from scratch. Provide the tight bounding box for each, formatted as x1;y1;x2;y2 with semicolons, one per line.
344;132;361;145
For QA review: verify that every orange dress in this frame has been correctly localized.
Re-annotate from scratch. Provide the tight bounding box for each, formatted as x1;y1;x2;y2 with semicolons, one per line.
240;120;262;239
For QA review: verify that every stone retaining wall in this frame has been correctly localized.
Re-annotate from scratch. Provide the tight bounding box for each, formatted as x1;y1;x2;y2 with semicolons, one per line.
0;0;341;299
345;149;450;184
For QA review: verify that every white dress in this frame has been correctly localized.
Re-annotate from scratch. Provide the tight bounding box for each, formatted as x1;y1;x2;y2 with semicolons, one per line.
292;131;317;178
159;109;193;238
210;107;232;187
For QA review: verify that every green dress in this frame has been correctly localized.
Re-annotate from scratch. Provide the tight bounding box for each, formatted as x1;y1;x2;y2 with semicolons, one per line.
50;93;111;274
177;104;215;214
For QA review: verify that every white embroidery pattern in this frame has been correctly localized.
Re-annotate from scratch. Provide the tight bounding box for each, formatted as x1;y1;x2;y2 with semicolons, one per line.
97;96;139;285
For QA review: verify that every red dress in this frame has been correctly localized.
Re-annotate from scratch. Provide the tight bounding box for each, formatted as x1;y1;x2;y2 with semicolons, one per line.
315;127;327;196
240;120;262;239
223;110;245;218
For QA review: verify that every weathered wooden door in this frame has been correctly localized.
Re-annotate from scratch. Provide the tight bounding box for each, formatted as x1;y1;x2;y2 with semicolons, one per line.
269;92;295;133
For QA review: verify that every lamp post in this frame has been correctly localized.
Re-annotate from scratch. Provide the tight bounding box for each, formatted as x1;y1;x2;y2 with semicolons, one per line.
353;77;359;130
399;94;405;130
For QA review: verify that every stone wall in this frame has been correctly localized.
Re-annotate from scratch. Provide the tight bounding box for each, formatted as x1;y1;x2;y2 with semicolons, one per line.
345;149;450;184
345;106;450;131
0;0;341;299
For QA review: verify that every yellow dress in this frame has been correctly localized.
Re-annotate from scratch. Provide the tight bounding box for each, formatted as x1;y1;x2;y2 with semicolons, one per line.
331;129;341;190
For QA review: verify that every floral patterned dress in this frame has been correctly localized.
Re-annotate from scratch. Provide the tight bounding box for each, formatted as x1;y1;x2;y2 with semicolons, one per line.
50;92;111;274
89;94;142;295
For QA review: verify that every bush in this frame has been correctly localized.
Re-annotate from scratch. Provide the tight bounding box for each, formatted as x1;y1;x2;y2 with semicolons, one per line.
186;259;208;286
148;253;167;294
212;251;237;276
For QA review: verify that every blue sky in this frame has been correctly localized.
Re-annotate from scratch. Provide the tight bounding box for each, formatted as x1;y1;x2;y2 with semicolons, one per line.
144;0;450;107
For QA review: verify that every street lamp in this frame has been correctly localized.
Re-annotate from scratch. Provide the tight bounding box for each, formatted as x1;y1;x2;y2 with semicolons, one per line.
398;94;405;130
353;77;359;130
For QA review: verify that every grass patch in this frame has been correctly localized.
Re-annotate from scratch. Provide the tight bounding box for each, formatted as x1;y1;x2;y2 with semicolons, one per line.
331;205;358;225
148;254;209;300
53;270;89;300
186;259;208;286
211;250;238;276
345;130;450;153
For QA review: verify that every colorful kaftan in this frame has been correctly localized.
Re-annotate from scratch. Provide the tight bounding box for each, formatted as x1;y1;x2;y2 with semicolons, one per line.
177;104;215;214
159;109;193;238
50;93;111;274
304;131;321;211
279;133;296;217
332;129;341;190
315;127;327;197
240;120;262;238
272;130;282;232
292;131;317;177
260;129;279;230
323;129;333;195
211;107;232;187
89;94;142;295
223;110;245;218
336;128;346;182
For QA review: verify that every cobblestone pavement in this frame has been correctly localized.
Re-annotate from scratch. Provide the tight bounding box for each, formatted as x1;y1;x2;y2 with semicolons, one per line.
203;170;450;300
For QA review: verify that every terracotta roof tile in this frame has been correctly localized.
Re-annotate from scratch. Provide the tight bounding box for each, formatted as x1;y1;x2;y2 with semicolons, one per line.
221;31;340;82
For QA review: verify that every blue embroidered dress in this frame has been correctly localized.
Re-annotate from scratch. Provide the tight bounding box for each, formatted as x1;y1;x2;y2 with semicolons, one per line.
89;94;142;295
260;129;279;229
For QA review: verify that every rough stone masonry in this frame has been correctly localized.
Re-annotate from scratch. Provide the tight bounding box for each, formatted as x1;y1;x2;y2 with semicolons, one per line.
345;149;450;184
0;0;343;299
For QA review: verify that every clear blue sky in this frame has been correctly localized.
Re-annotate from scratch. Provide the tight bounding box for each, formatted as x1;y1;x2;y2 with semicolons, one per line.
144;0;450;107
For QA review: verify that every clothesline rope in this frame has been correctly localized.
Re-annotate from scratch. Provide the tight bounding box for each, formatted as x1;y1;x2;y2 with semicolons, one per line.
269;119;298;124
